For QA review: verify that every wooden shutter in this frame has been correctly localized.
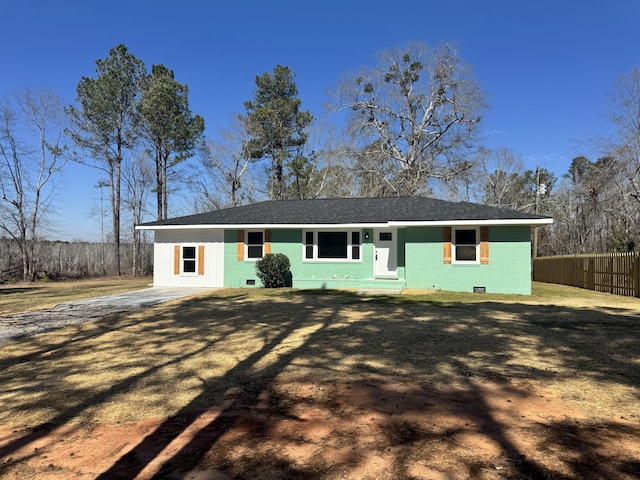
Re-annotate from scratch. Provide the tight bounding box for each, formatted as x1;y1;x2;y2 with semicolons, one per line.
237;230;244;261
173;245;181;274
265;229;272;255
197;245;205;275
443;227;452;264
480;226;489;265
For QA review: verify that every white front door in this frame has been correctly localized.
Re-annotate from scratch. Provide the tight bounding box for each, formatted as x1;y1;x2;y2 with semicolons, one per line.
374;229;397;278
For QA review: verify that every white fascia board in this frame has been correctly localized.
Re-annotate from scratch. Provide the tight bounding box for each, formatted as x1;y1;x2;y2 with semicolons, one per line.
388;218;553;227
136;219;553;230
136;222;389;231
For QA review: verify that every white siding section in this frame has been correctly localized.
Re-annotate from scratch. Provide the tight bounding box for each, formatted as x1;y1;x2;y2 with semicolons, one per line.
153;229;224;287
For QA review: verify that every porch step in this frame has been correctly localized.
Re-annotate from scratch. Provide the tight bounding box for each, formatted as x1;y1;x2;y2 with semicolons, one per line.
358;278;406;291
356;287;403;295
293;277;405;292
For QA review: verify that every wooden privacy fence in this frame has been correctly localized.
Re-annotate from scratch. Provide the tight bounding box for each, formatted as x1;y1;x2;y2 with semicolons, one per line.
533;253;640;297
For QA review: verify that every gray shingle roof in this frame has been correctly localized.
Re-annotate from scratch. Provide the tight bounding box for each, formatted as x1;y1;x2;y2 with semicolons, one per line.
139;197;552;227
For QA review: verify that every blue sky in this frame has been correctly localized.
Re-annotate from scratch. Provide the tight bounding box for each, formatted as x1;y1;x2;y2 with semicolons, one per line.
2;0;638;240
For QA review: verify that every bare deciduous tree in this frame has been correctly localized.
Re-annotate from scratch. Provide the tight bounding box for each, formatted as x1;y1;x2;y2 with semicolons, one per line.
0;89;68;281
123;151;154;275
607;67;640;203
334;41;487;196
192;115;258;211
479;147;525;208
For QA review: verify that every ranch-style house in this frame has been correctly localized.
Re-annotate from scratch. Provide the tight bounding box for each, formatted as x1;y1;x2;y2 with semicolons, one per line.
136;196;553;295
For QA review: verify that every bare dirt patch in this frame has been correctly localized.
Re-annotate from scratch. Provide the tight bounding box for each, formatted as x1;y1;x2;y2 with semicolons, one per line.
1;377;638;479
1;285;639;479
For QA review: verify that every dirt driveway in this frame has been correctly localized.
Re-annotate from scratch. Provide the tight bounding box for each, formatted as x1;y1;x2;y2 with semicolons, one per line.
0;287;209;344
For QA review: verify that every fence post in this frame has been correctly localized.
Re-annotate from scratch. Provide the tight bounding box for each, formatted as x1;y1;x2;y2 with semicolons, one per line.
636;252;640;298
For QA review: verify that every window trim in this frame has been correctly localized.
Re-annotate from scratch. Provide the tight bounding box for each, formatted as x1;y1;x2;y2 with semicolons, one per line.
245;229;265;261
452;227;480;264
180;245;199;275
303;229;362;262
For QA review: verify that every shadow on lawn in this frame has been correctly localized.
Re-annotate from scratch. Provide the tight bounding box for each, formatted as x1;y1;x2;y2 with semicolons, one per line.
0;289;639;479
0;287;39;295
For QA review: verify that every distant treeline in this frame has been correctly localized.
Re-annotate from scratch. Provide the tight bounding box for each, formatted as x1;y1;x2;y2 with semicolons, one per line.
0;238;152;282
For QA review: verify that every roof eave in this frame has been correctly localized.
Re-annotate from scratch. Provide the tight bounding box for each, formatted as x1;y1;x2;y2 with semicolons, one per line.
389;218;554;227
137;217;553;230
136;222;390;230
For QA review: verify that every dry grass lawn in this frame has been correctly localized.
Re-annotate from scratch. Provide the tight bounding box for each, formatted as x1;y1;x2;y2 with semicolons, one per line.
0;281;639;479
0;276;151;315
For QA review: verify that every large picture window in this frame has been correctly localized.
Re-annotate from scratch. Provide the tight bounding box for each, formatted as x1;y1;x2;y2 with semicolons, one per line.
318;232;347;258
303;230;361;261
453;228;479;263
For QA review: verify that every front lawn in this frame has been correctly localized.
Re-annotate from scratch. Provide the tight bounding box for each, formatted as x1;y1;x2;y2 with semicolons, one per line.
0;276;151;315
0;283;639;479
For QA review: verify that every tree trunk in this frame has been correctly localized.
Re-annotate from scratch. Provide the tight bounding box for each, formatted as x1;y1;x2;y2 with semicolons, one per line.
163;153;168;220
21;240;28;282
115;162;121;276
156;147;163;221
109;148;122;276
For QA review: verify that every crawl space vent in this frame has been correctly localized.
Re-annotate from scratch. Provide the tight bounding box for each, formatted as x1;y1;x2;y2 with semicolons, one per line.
473;286;486;293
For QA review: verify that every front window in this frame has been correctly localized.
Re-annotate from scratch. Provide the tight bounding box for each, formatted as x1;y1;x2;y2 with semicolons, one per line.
453;228;479;263
304;230;361;261
318;232;347;258
304;231;314;259
246;231;264;259
183;246;197;273
351;231;360;260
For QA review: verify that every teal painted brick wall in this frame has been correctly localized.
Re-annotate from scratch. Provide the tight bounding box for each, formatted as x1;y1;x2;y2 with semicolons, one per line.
224;230;255;287
224;229;304;287
224;229;376;287
224;226;531;294
405;226;532;295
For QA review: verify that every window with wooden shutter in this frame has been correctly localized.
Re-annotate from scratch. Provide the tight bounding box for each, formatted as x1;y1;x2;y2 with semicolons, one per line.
480;226;489;264
443;227;452;264
451;227;483;264
237;229;244;261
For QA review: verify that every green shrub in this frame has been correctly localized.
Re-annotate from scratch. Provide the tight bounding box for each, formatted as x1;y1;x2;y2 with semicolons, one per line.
255;253;291;288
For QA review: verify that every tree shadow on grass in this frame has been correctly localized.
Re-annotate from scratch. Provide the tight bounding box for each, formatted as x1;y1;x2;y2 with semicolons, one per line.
0;290;639;479
0;287;38;295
